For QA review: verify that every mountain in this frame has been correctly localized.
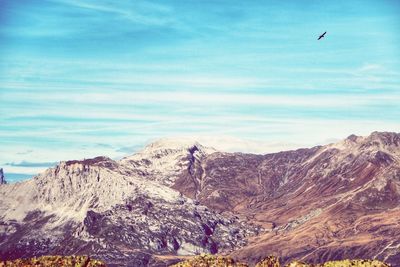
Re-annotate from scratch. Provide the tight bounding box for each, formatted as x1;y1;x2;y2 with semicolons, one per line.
225;132;400;265
0;132;399;266
0;141;259;267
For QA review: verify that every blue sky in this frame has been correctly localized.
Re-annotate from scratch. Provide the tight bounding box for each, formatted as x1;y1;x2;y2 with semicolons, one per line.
1;0;400;181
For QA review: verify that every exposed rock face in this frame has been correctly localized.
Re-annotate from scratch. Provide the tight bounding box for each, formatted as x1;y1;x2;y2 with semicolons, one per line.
1;132;400;266
0;144;259;266
119;139;215;187
0;168;6;184
170;132;399;266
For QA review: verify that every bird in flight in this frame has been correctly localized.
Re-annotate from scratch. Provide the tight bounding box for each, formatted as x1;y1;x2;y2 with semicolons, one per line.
318;31;327;40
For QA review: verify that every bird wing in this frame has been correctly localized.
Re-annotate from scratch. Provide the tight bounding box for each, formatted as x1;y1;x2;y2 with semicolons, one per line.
317;32;326;40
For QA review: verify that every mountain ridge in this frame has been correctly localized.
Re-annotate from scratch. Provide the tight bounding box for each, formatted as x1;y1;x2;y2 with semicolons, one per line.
1;131;399;266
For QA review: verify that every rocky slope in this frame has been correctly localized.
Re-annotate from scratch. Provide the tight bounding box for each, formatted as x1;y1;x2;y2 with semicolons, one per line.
168;132;400;265
0;142;259;266
0;132;399;266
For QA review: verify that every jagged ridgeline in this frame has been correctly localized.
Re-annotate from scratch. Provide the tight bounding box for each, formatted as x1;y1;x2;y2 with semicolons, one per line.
1;132;400;266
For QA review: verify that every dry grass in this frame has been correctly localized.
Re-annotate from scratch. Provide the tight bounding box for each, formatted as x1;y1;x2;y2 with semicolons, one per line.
0;255;106;267
172;255;391;267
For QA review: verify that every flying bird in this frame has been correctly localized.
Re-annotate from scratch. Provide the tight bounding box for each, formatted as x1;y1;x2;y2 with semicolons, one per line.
318;31;327;40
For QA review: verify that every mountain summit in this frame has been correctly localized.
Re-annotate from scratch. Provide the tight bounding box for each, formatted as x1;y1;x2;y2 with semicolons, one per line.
1;132;399;266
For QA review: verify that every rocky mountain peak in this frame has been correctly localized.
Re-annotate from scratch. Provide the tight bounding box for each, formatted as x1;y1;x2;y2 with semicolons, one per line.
141;138;216;155
119;138;216;186
65;156;114;165
366;131;400;146
327;132;400;158
342;131;400;148
62;156;119;171
345;134;361;142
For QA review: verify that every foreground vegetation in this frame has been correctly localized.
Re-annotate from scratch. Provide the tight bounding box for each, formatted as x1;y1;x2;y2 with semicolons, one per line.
0;256;106;267
172;254;391;267
0;254;390;267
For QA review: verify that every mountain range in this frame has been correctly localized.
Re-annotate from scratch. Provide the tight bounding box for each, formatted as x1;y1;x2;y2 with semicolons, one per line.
1;131;399;266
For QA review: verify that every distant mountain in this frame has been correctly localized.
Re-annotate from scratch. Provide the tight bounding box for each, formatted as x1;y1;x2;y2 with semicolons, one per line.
0;168;6;184
0;132;399;266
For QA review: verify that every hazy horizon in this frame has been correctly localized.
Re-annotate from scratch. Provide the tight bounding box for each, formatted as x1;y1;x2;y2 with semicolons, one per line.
1;0;399;180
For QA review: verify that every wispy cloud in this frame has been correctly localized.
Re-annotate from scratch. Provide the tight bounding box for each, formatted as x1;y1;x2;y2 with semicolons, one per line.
5;161;58;168
2;89;400;110
116;144;146;154
52;0;174;26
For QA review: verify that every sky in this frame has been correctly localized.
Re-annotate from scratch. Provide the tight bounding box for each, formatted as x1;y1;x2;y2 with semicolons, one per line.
1;0;400;182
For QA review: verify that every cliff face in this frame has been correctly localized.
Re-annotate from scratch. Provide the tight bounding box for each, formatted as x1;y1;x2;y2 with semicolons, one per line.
1;132;400;266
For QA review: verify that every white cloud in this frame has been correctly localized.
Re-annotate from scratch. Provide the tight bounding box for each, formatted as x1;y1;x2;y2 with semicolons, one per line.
358;63;384;73
4;90;400;110
2;117;399;179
